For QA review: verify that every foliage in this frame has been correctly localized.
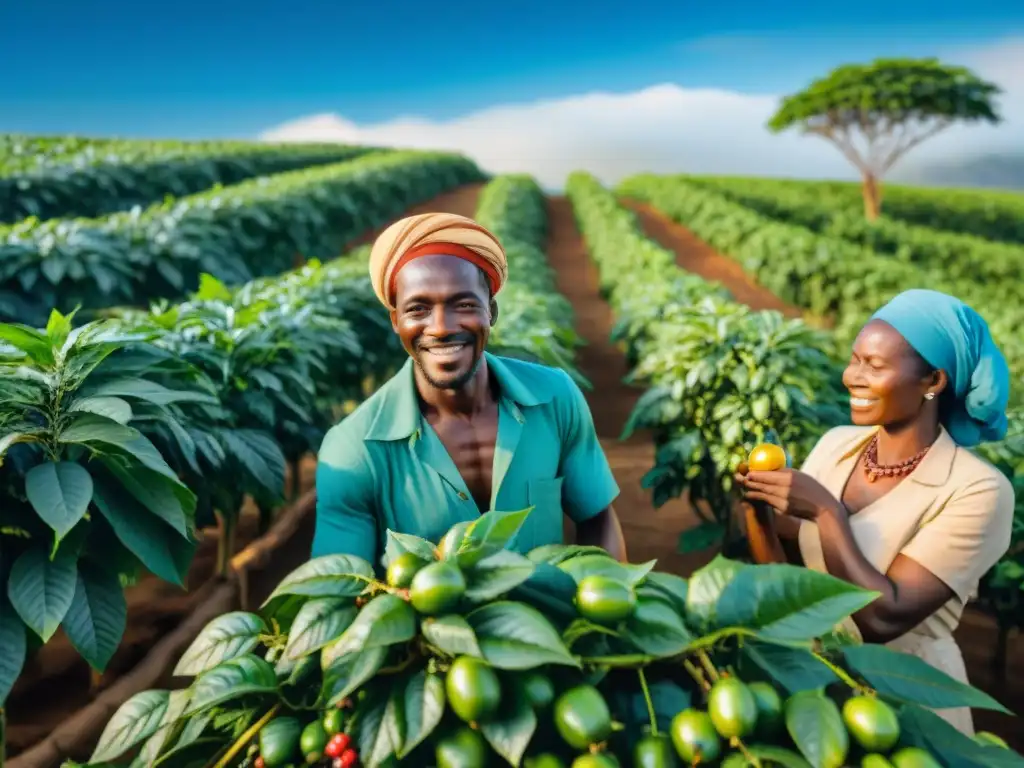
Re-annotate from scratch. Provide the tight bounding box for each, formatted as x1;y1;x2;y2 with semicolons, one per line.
475;174;588;385
0;137;376;224
616;174;1024;401
0;310;205;705
86;510;1022;767
766;58;1002;219
565;172;845;554
0;150;485;326
683;175;1024;290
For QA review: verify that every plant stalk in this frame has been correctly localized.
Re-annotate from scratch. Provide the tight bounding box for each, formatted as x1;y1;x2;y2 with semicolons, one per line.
213;702;281;768
637;668;658;735
215;510;237;578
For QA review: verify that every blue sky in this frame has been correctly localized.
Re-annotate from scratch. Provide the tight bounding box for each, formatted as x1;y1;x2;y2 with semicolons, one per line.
2;0;1022;139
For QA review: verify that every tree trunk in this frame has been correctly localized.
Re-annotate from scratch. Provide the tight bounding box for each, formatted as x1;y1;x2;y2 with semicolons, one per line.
214;510;238;578
861;173;882;221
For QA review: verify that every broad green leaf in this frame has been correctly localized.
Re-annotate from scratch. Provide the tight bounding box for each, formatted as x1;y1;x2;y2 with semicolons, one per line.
92;475;194;587
898;704;1024;768
0;594;27;705
220;428;285;497
263;554;373;604
784;690;849;768
173;612;268;676
283;599;357;660
46;308;72;348
60;412;142;448
87;378;218;406
0;322;54;365
7;547;77;641
322;646;388;707
714;563;878;641
616;678;692;737
356;683;402;768
384;530;437;566
397;671;446;758
685;555;747;631
741;641;838;694
25;461;94;540
557;553;655;586
843;644;1011;713
322;594;416;663
677;520;725;553
526;544;611;565
184;654;277;715
467;601;580;670
454;507;534;566
464;549;535;602
508;561;581;625
420;615;483;658
132;689;192;767
69;395;133;424
622;595;694;656
480;678;537;766
90;689;171;763
62;563;127;672
99;459;194;536
743;745;813;768
640;572;689;616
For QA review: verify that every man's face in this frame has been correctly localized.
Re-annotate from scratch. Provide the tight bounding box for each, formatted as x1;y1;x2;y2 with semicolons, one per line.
391;254;496;390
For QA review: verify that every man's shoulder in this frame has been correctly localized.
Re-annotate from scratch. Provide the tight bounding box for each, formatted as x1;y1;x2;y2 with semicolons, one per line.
492;354;577;400
319;384;395;463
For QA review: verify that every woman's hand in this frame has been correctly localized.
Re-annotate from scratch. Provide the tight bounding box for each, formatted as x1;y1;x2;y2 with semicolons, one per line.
735;467;843;522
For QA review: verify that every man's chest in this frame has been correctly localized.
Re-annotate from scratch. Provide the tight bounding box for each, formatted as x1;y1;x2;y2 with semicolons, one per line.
429;411;499;512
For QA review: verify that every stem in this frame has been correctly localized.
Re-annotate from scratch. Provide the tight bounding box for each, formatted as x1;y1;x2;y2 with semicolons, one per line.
731;735;763;768
810;651;866;693
213;702;281;768
697;650;720;683
579;654;657;668
637;668;658;736
683;658;709;692
215;510;237;578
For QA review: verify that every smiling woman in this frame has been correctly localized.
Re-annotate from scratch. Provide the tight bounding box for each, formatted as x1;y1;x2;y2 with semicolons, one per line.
737;288;1015;736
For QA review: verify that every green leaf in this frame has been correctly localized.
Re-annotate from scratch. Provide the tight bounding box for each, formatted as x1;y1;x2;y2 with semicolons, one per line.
184;654;277;715
616;678;692;736
557;553;655;586
508;561;581;625
87;378;218;406
396;671;446;758
132;689;192;767
744;745;814;768
526;544;611;565
622;595;694;656
25;460;94;541
69;395;133;424
784;689;849;768
283;598;357;660
420;614;483;658
60;412;143;448
480;676;538;766
173;611;268;676
384;530;437;567
0;322;54;365
99;459;193;537
263;554;373;604
842;644;1011;713
677;520;725;553
467;601;580;670
321;646;388;707
62;563;127;672
898;704;1024;768
92;474;194;587
714;564;879;641
355;683;402;768
46;308;73;348
221;428;286;497
90;689;171;763
685;555;746;631
0;594;27;706
7;547;77;641
741;641;838;694
640;572;689;616
455;507;534;566
322;594;416;664
464;549;536;602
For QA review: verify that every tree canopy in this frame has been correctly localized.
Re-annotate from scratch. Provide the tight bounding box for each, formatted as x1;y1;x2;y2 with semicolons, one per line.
767;58;1003;218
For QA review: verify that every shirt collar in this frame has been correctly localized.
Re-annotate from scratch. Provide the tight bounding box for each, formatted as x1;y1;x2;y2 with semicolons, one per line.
364;351;552;441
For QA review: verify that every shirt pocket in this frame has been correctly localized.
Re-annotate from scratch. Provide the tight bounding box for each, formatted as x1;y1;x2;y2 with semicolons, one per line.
523;476;565;551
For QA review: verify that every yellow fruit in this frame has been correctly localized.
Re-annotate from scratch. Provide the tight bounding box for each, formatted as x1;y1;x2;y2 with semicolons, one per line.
747;443;787;471
386;552;427;588
842;696;900;753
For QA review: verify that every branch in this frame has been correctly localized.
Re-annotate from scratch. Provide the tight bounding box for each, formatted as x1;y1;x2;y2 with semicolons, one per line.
881;118;952;172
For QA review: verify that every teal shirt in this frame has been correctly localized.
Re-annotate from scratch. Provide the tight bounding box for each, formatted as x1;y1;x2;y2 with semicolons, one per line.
312;352;619;569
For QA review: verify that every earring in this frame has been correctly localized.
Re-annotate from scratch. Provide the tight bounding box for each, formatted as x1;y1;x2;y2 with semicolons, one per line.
924;393;935;400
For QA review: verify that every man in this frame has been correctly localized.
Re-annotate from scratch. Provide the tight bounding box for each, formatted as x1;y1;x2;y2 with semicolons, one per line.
312;211;626;569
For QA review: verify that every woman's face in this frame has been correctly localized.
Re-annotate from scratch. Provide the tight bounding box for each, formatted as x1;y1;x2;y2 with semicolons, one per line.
841;319;945;427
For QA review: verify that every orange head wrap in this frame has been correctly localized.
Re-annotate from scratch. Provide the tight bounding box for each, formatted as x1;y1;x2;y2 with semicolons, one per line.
368;212;508;311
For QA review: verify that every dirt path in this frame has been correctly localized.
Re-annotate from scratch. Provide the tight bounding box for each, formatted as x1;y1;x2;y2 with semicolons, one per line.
6;184;486;760
544;197;712;576
619;197;1024;743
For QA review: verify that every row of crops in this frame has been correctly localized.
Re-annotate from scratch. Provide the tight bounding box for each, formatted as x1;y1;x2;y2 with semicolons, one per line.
613;174;1024;634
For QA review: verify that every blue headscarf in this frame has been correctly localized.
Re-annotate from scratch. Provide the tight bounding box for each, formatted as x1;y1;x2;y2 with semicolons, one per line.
871;289;1010;446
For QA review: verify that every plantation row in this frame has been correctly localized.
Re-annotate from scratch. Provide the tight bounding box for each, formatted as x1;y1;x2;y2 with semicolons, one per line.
682;174;1024;245
0;150;484;327
0;137;378;224
617;175;1024;402
0;169;579;713
683;175;1024;287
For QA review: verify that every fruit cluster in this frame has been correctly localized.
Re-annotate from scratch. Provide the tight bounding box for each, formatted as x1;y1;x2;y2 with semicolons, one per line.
252;706;358;767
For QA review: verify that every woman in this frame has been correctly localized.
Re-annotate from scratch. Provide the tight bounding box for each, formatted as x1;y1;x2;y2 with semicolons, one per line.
738;288;1014;736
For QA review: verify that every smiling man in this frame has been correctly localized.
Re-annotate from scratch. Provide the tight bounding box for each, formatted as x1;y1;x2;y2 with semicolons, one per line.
311;212;626;569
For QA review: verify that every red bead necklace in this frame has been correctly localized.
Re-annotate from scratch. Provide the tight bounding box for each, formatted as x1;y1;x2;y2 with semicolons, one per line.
863;434;930;483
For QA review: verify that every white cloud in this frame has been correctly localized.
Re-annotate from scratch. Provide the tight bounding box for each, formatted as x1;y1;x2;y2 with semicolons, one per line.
259;38;1024;190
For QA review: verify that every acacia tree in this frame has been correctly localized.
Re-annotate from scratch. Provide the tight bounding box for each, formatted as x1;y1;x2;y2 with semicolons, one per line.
767;58;1002;220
